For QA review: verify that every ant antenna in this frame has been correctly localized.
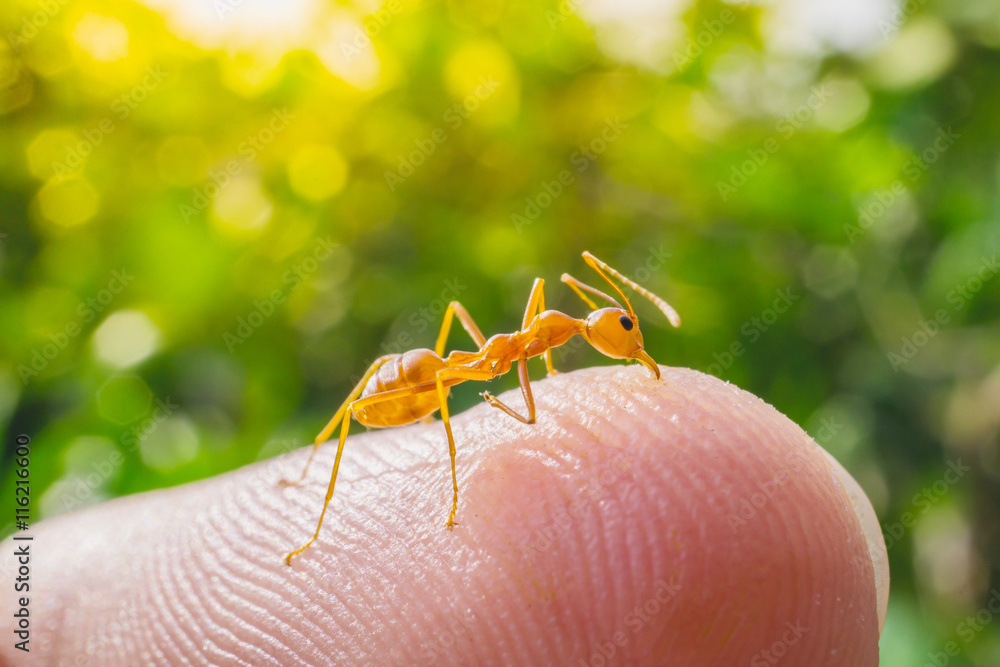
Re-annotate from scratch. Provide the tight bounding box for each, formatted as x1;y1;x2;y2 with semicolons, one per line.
582;251;682;327
559;273;623;311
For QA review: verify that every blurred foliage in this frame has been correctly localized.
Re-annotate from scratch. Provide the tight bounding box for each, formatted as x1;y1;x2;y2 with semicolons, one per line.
2;0;1000;662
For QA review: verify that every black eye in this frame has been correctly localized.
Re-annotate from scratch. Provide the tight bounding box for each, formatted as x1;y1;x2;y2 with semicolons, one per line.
619;315;633;331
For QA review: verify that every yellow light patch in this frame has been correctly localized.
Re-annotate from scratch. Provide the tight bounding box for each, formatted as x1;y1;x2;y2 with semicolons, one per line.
287;144;349;201
37;177;99;228
27;129;79;180
444;40;519;126
72;13;130;63
93;310;161;368
865;18;956;91
211;173;273;236
314;14;383;91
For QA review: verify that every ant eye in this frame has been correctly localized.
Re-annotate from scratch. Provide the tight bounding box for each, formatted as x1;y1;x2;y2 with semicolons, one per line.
619;315;633;331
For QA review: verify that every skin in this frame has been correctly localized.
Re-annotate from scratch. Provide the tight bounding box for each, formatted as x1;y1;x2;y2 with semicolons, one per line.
0;365;887;666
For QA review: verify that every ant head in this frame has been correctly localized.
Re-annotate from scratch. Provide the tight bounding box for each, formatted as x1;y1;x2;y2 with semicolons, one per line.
583;307;660;378
562;251;682;381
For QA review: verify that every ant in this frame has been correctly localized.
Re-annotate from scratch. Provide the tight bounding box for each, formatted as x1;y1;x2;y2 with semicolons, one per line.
282;251;681;564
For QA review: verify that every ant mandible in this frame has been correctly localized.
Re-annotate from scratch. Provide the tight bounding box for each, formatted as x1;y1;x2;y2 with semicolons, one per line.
282;251;681;564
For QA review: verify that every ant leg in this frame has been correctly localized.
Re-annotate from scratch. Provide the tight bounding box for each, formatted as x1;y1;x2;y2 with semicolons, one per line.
521;278;558;376
284;382;439;564
481;353;535;424
435;301;486;357
543;350;558;376
521;278;545;327
433;367;496;528
284;401;353;565
435;376;460;529
278;355;395;488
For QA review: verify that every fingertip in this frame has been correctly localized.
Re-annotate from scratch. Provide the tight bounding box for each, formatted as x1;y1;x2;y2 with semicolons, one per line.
463;365;882;664
818;448;890;632
7;365;885;666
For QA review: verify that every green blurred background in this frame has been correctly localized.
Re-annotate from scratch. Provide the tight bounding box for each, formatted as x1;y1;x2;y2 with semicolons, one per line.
2;0;1000;662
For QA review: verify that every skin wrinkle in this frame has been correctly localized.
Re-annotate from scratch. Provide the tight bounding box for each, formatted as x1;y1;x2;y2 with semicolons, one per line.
159;531;216;663
479;498;546;664
195;510;286;662
668;376;840;664
592;386;649;648
145;535;192;664
494;453;598;616
583;487;628;647
190;554;271;665
364;486;476;664
753;475;805;656
786;457;848;636
751;441;810;641
375;571;436;662
290;558;369;663
497;471;561;663
174;539;243;667
586;447;630;634
613;441;651;648
209;556;308;666
172;533;219;652
287;574;358;661
134;554;177;666
146;546;194;665
210;486;339;664
548;487;600;656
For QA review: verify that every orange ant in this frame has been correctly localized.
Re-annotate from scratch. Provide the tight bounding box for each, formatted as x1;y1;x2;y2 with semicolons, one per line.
282;251;681;564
